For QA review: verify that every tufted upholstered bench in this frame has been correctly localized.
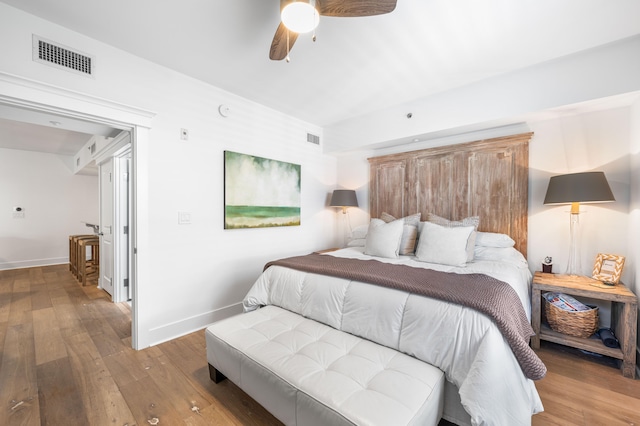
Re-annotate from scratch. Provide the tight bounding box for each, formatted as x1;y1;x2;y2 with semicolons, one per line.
206;305;445;426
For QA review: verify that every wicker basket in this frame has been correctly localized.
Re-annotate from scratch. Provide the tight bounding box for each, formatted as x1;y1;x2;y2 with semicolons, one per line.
544;298;598;338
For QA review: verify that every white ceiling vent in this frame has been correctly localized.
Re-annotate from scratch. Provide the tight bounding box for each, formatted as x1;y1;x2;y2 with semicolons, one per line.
32;35;94;77
307;133;320;145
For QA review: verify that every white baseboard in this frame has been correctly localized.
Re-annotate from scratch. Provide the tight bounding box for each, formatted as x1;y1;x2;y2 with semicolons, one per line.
147;303;243;347
0;257;67;271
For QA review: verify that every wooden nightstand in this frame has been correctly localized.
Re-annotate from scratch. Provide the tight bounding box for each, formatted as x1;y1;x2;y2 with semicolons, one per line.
531;272;638;379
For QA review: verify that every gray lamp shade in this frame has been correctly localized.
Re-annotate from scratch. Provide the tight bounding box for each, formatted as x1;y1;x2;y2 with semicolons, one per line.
330;190;359;208
543;172;615;205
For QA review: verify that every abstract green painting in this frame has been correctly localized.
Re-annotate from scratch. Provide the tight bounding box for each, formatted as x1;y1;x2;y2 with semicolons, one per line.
224;151;301;229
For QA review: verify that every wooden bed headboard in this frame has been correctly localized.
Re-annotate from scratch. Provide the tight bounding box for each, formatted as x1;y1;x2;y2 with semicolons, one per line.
368;133;533;258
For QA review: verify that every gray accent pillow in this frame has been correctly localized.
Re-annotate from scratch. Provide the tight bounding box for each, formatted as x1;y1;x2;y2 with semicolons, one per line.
364;218;404;259
380;212;421;255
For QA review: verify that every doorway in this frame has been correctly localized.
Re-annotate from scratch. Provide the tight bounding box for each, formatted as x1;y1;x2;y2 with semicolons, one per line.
0;74;154;349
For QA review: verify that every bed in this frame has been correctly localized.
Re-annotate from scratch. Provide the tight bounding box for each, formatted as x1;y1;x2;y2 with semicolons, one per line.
240;238;543;425
207;133;543;425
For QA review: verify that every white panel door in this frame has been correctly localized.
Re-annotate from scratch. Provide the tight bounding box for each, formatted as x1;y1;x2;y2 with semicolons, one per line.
100;158;114;296
118;155;131;301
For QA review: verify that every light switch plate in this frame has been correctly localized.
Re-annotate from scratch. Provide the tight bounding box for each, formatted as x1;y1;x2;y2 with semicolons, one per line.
178;211;191;225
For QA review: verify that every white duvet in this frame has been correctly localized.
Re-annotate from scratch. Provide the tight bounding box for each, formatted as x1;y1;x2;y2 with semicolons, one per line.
243;247;543;426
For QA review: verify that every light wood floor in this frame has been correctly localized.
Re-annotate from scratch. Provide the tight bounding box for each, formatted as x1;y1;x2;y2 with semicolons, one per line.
1;265;639;425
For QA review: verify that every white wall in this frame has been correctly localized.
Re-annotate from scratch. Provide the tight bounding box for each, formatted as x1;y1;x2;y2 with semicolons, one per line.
0;4;338;347
0;148;98;269
630;99;640;350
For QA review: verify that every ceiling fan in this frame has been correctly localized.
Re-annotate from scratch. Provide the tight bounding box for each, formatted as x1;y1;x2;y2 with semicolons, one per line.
270;0;398;61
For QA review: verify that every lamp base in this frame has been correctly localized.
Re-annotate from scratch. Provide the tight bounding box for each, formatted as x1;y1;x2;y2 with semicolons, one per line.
565;212;581;275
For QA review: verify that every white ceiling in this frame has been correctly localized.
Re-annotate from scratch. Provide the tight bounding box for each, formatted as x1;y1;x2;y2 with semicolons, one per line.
0;117;92;156
2;0;640;155
0;104;121;156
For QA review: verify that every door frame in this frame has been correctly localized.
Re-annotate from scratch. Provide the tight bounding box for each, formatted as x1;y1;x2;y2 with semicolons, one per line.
95;132;132;303
0;71;155;349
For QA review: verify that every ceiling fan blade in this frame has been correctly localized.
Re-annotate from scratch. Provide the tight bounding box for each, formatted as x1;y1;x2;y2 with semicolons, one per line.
269;22;299;61
317;0;397;17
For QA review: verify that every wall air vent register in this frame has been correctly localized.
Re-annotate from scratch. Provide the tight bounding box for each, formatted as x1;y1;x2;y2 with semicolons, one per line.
32;35;94;77
307;133;320;145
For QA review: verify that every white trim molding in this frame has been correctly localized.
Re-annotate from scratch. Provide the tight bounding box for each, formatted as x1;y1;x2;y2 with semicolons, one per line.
0;258;67;271
147;303;243;347
0;71;155;129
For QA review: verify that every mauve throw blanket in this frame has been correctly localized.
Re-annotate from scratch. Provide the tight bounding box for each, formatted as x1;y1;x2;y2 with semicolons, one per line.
265;253;546;380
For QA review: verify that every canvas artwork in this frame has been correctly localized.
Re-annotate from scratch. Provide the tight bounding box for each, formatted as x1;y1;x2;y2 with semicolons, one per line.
224;151;301;229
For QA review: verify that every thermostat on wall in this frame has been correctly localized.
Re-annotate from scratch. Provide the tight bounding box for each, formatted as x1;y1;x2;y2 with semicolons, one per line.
13;206;25;219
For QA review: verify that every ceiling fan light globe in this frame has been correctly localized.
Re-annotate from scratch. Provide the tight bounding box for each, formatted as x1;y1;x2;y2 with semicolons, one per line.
281;2;319;34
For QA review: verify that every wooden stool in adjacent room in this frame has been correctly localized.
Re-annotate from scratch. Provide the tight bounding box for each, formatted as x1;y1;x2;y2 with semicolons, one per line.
69;234;95;277
76;237;100;286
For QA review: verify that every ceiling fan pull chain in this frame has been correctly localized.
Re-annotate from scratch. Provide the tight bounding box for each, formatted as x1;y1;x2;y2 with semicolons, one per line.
286;29;291;63
312;8;317;42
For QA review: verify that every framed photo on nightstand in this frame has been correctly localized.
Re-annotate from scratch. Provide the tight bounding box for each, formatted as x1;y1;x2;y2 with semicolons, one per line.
592;253;625;285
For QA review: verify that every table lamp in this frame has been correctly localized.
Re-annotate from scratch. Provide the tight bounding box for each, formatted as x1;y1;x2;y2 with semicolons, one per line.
543;171;615;275
330;189;358;246
329;190;358;214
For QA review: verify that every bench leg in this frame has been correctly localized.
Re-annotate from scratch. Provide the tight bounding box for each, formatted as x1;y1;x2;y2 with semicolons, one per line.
208;363;227;383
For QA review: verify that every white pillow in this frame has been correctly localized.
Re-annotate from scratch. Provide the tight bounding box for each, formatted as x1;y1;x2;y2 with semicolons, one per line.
380;212;421;255
347;224;369;247
349;224;369;240
416;221;474;267
475;231;515;248
347;238;366;247
364;218;404;259
425;213;479;262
